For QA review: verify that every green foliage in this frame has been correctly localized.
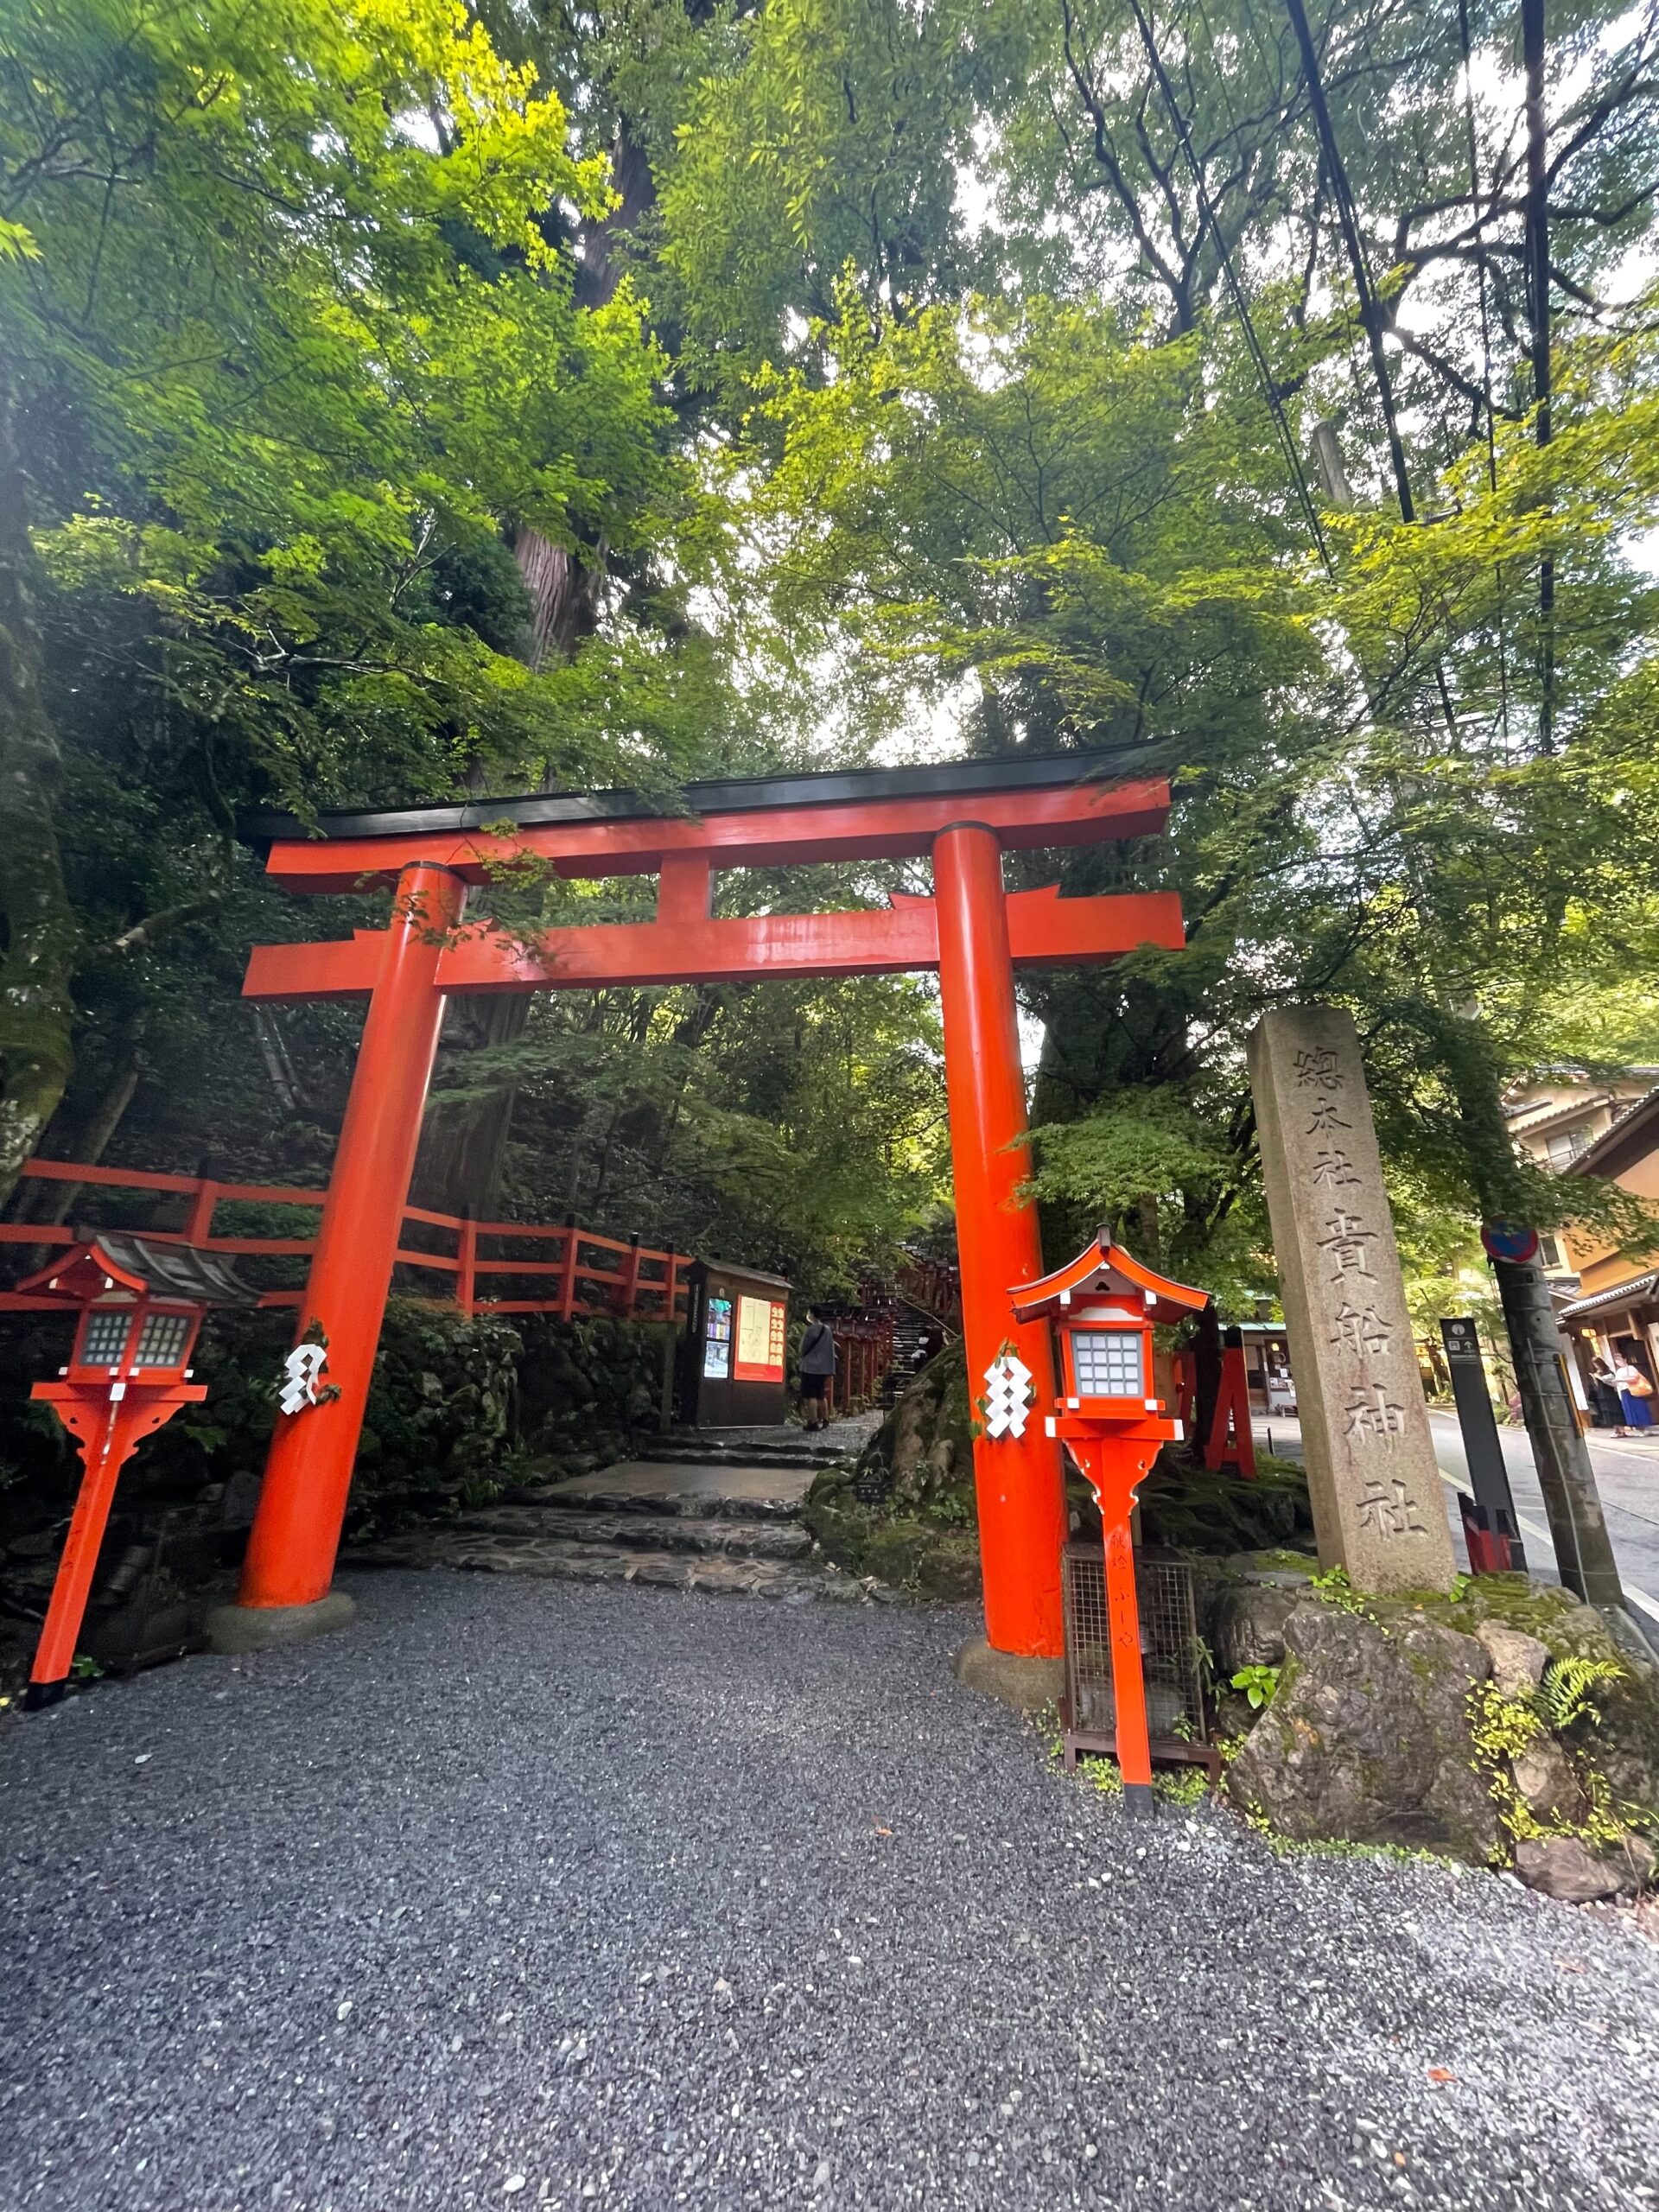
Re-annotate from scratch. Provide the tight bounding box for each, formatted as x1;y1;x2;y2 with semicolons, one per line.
7;0;1659;1426
1306;1565;1376;1621
5;0;679;802
1535;1656;1626;1736
1230;1664;1281;1713
1154;1766;1214;1807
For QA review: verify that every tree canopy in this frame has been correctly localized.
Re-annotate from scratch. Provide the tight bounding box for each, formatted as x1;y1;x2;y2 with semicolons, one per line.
4;0;1659;1306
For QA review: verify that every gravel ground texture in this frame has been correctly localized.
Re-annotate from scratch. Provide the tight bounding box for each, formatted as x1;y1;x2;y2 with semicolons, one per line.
3;1571;1658;2212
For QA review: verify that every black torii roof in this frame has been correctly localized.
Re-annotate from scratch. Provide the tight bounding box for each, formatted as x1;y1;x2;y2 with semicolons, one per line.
16;1234;260;1308
237;747;1147;849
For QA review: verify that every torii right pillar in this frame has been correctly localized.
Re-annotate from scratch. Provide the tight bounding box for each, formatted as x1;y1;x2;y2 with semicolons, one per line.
933;823;1067;1664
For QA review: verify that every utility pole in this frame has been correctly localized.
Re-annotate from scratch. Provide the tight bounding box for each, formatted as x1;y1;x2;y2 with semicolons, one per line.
1486;1232;1623;1611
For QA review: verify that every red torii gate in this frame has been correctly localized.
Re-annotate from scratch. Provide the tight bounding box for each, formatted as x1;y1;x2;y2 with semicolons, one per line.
223;754;1184;1663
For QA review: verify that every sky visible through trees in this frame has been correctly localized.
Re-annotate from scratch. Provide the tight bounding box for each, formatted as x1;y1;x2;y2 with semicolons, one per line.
3;0;1658;1308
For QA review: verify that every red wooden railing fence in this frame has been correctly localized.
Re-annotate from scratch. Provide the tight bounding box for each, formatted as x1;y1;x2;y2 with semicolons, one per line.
834;1314;895;1409
895;1252;962;1331
0;1160;691;1326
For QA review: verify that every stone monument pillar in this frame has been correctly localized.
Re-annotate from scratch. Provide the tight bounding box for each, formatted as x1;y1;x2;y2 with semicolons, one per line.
1248;1005;1456;1594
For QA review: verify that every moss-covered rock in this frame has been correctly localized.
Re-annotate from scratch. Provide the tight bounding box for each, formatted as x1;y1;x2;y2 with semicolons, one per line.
799;1344;983;1599
1132;1451;1316;1557
1227;1601;1502;1861
1429;1575;1659;1825
1222;1568;1659;1886
800;1469;981;1601
854;1344;976;1513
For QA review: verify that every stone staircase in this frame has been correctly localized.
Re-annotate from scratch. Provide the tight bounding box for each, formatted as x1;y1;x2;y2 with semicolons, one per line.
346;1421;882;1603
877;1304;942;1406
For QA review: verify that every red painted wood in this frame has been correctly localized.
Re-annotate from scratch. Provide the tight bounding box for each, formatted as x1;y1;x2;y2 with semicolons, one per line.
17;1159;205;1194
558;1224;581;1323
239;864;465;1611
4;1162;689;1316
1054;1422;1166;1793
934;824;1067;1661
455;1221;478;1318
29;1382;208;1687
26;1287;209;1691
243;887;1185;1002
1103;1512;1153;1789
1203;1342;1257;1478
261;779;1173;893
207;766;1184;1658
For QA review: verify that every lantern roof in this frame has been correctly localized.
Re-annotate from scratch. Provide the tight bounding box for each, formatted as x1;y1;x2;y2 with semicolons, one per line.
1008;1232;1210;1328
15;1234;258;1308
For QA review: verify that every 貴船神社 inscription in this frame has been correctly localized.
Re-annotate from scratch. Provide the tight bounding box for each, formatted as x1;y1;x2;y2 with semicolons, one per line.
1247;1006;1456;1594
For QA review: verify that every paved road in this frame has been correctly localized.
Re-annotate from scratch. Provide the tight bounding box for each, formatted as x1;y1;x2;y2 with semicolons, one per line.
1256;1414;1659;1629
4;1573;1658;2210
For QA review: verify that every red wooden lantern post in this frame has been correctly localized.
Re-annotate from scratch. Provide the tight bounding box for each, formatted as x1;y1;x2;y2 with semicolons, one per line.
1009;1235;1208;1808
14;1236;254;1707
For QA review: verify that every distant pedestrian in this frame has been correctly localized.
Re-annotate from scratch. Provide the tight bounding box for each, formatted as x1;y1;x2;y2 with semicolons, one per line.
1587;1355;1623;1429
1611;1345;1655;1437
798;1306;837;1431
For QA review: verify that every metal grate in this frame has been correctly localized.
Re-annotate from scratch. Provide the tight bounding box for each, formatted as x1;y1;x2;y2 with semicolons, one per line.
80;1305;134;1366
1060;1541;1214;1776
134;1310;192;1369
1071;1329;1144;1396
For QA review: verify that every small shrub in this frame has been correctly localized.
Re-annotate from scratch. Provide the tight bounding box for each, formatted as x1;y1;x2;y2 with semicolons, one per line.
1230;1662;1281;1712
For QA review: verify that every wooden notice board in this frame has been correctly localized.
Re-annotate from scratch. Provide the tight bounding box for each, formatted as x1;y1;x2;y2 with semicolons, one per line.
682;1260;792;1425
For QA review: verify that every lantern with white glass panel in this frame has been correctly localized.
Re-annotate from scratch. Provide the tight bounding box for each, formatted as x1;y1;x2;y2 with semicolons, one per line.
11;1234;255;1706
1008;1234;1209;1808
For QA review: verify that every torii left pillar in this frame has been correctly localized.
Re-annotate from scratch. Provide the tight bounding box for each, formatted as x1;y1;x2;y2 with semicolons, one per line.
935;823;1068;1682
208;861;463;1651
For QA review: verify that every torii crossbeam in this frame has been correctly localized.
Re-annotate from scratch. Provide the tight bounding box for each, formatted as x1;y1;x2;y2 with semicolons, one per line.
227;753;1185;1666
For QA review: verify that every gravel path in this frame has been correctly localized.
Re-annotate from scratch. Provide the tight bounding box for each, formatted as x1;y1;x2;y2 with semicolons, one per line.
3;1572;1658;2212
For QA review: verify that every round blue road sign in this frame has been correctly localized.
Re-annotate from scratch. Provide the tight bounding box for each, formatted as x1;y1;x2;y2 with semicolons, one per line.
1481;1219;1540;1265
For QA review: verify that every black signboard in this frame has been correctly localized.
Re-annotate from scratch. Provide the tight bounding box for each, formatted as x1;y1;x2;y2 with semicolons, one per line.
1440;1318;1526;1573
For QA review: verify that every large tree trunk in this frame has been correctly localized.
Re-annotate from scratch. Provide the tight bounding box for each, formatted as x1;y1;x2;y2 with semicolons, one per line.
407;518;607;1217
11;1004;148;1228
410;120;653;1220
0;383;79;1210
409;991;537;1220
513;529;604;677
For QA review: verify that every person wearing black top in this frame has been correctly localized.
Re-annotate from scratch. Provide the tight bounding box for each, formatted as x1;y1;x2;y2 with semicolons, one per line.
798;1307;837;1430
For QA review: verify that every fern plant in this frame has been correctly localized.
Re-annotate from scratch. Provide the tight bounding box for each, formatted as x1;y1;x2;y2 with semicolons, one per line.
1533;1656;1624;1733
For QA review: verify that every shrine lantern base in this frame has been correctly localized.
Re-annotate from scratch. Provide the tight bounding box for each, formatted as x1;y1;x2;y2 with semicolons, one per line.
1058;1544;1220;1790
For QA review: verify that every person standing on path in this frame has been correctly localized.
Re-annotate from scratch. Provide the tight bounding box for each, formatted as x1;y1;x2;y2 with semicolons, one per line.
1588;1354;1624;1430
798;1307;837;1430
1611;1342;1655;1438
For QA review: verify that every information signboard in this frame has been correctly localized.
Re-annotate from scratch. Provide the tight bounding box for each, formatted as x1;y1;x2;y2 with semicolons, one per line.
681;1260;791;1426
734;1294;787;1383
702;1294;732;1379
